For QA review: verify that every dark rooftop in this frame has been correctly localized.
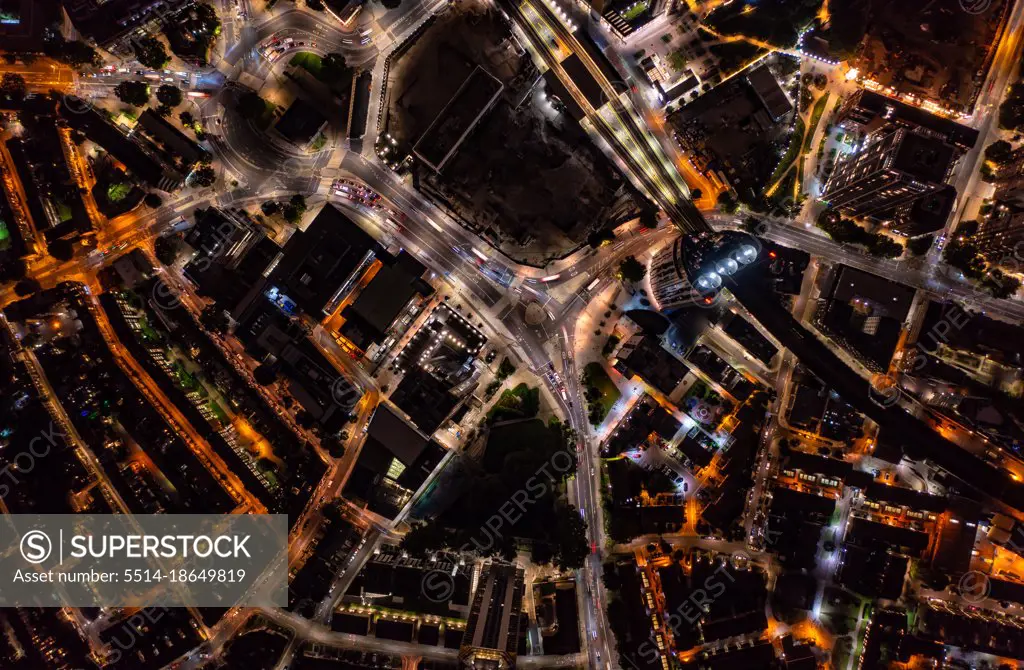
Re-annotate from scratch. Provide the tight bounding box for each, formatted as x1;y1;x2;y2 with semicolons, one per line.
339;251;430;350
137;109;210;167
843;89;980;151
745;65;792;121
268;204;381;317
891;130;956;184
614;334;688;397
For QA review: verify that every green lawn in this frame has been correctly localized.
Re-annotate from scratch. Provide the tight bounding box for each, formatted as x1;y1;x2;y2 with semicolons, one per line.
208;400;228;423
620;0;649;21
254;101;277;132
290;52;323;79
802;92;831;154
107;182;132;203
487;383;541;423
667;49;688;72
583;362;621;417
765;116;806;192
54;200;73;223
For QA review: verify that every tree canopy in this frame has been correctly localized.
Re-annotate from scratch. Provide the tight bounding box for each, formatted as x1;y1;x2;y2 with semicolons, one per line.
133;36;170;69
907;235;934;257
156;84;183;107
0;73;26;101
114;81;151;107
618;255;646;283
189;164;216;188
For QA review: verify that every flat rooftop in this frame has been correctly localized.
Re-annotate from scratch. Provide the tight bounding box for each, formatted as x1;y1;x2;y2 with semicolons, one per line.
268;204;380;316
414;65;503;171
559;53;604;111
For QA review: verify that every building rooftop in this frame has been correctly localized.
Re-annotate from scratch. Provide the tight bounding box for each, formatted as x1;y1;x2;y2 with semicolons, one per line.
842;89;979;151
413;66;503;172
890;130;956;184
136;109;209;167
389;367;462;436
339;251;431;350
614;334;688;397
343;405;447;519
745;65;793;121
268;203;381;317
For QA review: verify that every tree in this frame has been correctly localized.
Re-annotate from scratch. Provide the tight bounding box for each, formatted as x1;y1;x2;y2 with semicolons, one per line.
144;193;164;208
690;188;703;201
982;269;1022;299
0;73;26;101
957;220;979;237
717;191;739;214
133;36;170;69
156;84;183;108
320;53;351;87
179;111;195;128
282;195;307;225
323;501;344;525
497;357;516;380
587;229;615;248
742;216;762;233
553;505;589;570
400;520;451;556
943;238;986;279
907;235;934;256
296;410;315;429
155;103;172;117
618;255;646;283
114;81;150;107
261;201;280;216
154;236;180;265
0;257;27;282
200;305;230;332
378;0;402;9
531;541;554;565
188;164;216;188
323;434;346;458
14;279;40;297
985;140;1014;165
253;363;278;386
867;235;904;258
1000;82;1024;131
44;34;101;68
48;239;74;261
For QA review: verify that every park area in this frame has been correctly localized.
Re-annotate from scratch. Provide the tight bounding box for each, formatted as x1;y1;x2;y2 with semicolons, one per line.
582;362;621;426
